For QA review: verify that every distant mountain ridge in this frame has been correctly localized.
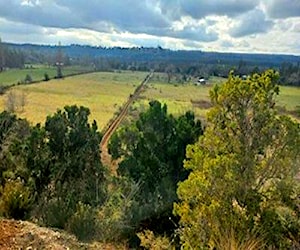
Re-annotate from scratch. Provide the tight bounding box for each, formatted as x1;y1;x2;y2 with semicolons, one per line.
5;42;300;68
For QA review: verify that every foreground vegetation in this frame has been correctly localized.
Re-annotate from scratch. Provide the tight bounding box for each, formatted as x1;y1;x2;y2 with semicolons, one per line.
0;70;299;249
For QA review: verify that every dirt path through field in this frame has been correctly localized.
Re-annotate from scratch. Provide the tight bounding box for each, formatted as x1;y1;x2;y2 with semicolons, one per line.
100;72;153;173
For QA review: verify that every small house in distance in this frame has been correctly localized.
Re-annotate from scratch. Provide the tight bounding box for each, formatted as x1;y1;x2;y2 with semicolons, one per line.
196;77;206;85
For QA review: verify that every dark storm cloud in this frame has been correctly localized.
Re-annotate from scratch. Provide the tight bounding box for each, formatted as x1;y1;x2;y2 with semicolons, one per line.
265;0;300;18
229;9;274;37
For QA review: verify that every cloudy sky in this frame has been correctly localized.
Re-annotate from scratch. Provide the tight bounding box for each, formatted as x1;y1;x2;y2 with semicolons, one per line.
0;0;299;55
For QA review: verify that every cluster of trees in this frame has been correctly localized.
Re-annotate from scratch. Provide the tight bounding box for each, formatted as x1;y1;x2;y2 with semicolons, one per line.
0;106;106;240
280;62;300;86
0;70;299;248
175;70;300;249
0;101;203;245
0;38;25;70
108;101;203;241
108;70;299;248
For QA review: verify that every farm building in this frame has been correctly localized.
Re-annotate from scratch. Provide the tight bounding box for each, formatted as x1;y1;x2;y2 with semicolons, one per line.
196;78;206;85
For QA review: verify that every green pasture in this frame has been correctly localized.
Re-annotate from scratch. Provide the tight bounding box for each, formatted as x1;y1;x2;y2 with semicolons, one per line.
137;75;220;120
0;65;94;86
139;74;300;121
276;86;300;110
0;71;147;129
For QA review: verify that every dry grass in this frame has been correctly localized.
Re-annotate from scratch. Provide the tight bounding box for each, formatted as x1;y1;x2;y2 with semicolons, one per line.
0;71;299;128
0;71;147;129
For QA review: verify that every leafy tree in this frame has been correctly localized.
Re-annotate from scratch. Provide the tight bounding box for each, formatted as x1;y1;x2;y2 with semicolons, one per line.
0;37;4;72
174;70;300;249
0;111;18;146
109;101;203;236
0;106;107;227
44;105;106;206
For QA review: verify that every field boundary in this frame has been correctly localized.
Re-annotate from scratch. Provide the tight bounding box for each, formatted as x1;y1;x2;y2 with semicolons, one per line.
100;71;153;168
0;69;102;94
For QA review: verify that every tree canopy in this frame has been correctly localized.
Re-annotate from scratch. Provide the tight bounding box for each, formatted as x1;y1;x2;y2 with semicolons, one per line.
174;70;300;249
109;100;203;235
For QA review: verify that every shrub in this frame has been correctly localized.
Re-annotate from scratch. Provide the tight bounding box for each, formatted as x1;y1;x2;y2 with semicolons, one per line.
67;202;97;242
24;74;32;84
0;179;33;219
137;230;173;250
44;73;50;81
39;195;75;229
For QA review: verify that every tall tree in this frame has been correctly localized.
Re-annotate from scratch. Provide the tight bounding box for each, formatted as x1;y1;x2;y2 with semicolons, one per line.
109;101;203;235
0;37;5;72
174;70;300;249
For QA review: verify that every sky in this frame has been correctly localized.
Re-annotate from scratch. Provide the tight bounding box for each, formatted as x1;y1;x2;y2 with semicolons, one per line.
0;0;299;55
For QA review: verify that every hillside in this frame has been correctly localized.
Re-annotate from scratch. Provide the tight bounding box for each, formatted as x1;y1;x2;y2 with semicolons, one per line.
0;218;125;250
6;43;300;68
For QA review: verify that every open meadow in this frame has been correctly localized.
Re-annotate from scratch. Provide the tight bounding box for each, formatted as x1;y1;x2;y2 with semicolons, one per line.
0;71;299;130
136;75;300;121
0;71;147;129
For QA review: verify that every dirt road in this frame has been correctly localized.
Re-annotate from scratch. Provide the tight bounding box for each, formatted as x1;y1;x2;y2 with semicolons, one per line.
100;72;153;172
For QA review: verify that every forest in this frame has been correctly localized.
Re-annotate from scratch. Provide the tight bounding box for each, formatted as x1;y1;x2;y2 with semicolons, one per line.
2;41;300;86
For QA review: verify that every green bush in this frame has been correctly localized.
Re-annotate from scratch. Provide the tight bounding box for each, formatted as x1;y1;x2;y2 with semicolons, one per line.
137;230;173;250
24;74;32;84
96;177;139;243
0;179;33;219
67;202;97;242
39;194;75;229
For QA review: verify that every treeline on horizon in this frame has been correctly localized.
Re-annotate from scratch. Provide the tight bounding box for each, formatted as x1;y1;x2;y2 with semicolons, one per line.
2;41;300;86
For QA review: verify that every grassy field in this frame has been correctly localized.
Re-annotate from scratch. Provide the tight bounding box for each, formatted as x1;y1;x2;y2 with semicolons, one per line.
0;71;148;129
276;86;300;110
0;65;94;87
0;71;299;130
137;74;300;121
135;76;226;120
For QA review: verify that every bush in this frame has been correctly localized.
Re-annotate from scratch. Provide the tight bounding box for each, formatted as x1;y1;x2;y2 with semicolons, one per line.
38;195;75;229
67;202;97;242
24;74;32;84
44;73;50;81
0;179;33;219
137;230;173;250
96;177;138;243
